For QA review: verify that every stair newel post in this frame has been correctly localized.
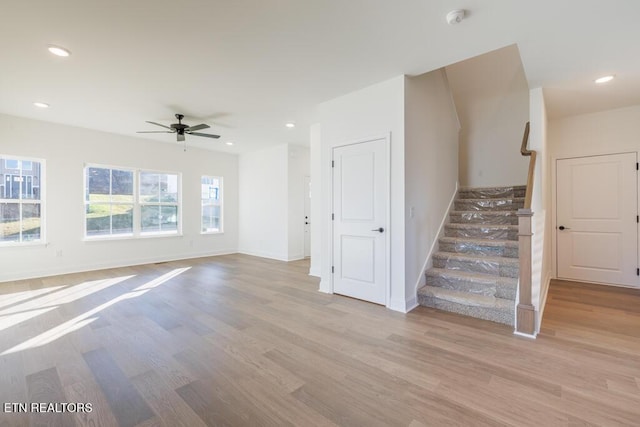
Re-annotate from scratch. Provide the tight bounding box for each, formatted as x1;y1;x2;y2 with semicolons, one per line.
516;208;535;335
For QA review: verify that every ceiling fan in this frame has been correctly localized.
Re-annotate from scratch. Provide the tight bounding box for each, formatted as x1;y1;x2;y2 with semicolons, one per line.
137;113;220;142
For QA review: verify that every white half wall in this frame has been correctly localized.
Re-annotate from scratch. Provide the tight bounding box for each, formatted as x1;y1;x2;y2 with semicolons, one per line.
0;113;239;282
318;76;406;311
446;44;530;187
404;70;460;308
239;144;289;260
528;88;551;333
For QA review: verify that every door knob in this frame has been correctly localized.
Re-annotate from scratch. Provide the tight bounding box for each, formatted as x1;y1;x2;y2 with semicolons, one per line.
371;227;384;233
558;225;570;230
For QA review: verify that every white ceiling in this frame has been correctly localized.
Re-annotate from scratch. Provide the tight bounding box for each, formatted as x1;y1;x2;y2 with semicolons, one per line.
1;0;639;153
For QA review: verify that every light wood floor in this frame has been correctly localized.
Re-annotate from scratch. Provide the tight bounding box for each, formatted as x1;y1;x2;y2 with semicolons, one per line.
1;255;639;426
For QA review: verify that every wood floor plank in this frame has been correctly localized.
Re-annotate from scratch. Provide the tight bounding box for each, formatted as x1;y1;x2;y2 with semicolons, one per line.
2;257;640;426
82;348;155;427
26;367;75;427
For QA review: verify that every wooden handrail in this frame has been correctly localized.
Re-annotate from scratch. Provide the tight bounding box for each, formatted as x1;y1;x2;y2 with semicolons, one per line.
520;122;535;209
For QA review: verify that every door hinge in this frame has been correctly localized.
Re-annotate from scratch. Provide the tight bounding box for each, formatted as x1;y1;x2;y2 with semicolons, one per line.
332;266;335;274
637;215;639;223
332;160;335;168
636;162;638;170
637;268;639;276
331;213;334;220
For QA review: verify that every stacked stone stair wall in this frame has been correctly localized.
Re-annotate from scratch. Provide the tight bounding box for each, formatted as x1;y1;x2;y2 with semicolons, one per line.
417;185;526;326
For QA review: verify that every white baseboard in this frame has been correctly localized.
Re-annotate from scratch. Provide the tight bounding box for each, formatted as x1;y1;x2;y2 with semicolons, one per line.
1;249;238;283
387;298;408;313
404;296;419;313
513;330;537;339
237;249;289;262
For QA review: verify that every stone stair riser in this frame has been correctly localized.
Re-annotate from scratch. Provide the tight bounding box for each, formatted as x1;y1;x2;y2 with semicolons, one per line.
425;273;517;300
438;240;518;258
432;256;519;278
458;187;526;199
417;293;514;325
449;212;518;225
454;199;524;211
444;226;518;240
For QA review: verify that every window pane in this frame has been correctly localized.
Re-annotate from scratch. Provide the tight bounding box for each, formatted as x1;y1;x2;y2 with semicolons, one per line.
86;203;112;236
31;162;41;201
202;204;220;232
111;170;134;202
22;161;33;171
160;206;178;232
0;202;20;242
141;205;160;233
140;172;159;203
87;167;111;202
22;203;41;241
4;159;19;170
6;175;20;199
111;204;133;235
160;174;178;202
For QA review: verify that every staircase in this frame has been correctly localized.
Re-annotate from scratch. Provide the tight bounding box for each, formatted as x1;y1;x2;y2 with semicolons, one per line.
417;185;526;326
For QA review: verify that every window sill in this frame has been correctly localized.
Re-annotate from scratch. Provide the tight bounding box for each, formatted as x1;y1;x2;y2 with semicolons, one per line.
83;233;183;242
0;240;47;249
201;231;224;235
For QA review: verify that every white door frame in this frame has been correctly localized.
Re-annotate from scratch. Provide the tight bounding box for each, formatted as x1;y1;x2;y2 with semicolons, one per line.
329;133;391;306
553;151;639;287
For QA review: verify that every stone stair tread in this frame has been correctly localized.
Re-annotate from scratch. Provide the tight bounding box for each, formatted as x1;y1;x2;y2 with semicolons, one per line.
458;197;525;203
417;286;514;310
446;223;518;230
450;210;518;215
439;236;519;247
433;251;519;266
458;185;526;192
426;267;518;285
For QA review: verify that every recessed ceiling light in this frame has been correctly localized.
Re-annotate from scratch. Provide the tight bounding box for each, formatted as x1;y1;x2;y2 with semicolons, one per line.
595;75;615;84
225;141;234;146
47;45;71;57
33;102;50;108
285;122;295;128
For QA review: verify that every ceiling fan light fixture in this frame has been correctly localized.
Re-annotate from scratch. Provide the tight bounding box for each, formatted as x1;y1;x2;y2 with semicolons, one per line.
47;45;71;57
33;102;50;108
595;75;615;84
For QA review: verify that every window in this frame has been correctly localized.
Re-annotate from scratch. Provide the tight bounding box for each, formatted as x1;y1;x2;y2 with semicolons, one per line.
85;167;134;237
201;176;222;233
0;156;43;244
140;171;179;234
84;165;180;239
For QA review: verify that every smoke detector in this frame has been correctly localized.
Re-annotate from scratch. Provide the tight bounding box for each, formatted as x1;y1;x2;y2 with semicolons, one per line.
446;9;465;25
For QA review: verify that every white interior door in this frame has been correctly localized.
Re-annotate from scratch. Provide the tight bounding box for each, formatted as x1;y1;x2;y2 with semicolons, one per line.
556;153;638;287
304;175;311;258
332;137;388;304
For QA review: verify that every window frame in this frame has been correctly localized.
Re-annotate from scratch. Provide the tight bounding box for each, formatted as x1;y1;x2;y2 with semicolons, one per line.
0;155;45;246
83;164;182;240
200;175;223;234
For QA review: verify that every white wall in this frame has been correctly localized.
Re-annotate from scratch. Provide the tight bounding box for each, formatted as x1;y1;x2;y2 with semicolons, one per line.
446;45;530;187
0;113;238;282
318;76;406;311
238;143;309;261
549;104;640;159
287;145;310;261
528;88;551;333
238;144;289;260
404;70;460;308
309;124;322;277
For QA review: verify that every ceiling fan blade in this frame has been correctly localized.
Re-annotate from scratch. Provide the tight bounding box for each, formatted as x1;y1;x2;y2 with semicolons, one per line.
177;133;185;142
146;121;173;130
136;131;174;133
186;124;210;132
189;132;221;139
